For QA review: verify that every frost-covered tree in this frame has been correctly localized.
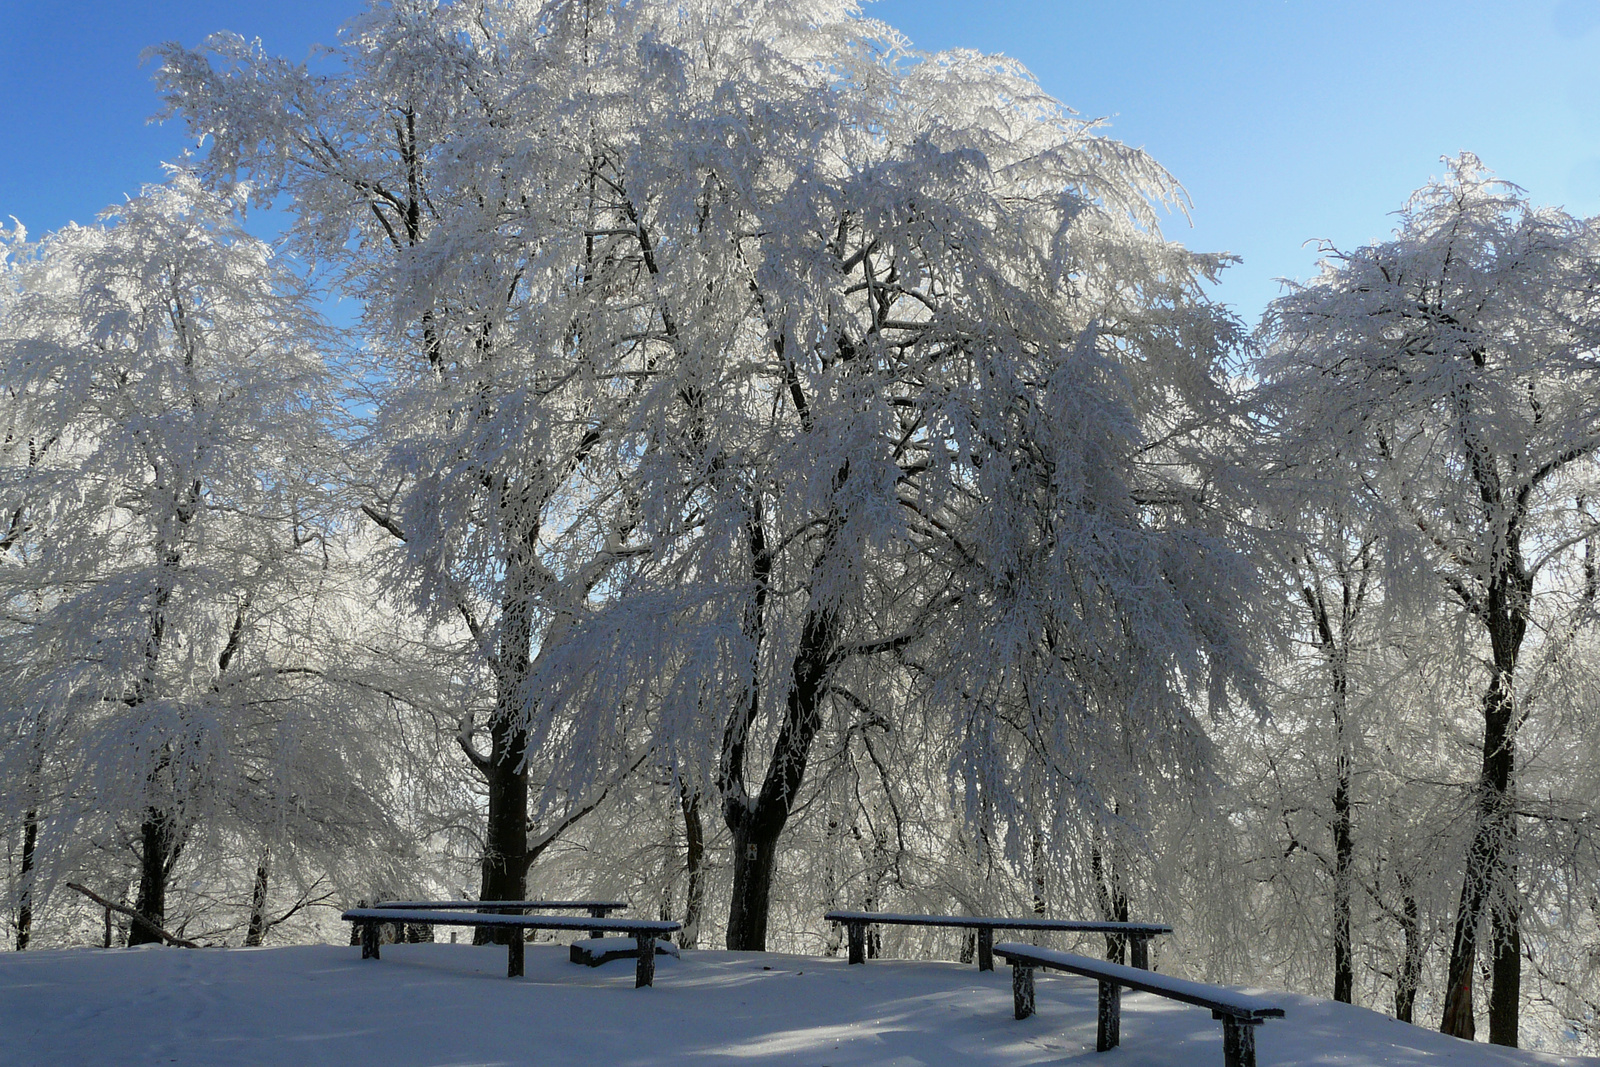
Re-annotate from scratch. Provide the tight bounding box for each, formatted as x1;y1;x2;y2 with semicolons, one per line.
437;0;1260;949
0;174;398;945
157;0;1258;954
1258;155;1600;1045
154;0;657;913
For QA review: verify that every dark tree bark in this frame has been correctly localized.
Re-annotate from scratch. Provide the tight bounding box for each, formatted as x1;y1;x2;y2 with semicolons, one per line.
473;544;536;945
1091;837;1129;964
1440;570;1526;1045
1490;869;1520;1046
127;807;184;946
723;603;836;951
14;804;37;951
244;847;270;947
1394;875;1422;1023
678;786;705;949
1302;576;1359;1005
1031;834;1048;917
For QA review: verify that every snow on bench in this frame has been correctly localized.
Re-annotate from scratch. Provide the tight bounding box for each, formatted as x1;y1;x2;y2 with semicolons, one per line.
366;899;629;937
342;907;679;987
570;936;681;968
823;910;1172;971
993;942;1285;1067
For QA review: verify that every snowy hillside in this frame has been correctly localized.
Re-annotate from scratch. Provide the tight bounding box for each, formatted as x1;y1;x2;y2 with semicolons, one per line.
2;942;1593;1067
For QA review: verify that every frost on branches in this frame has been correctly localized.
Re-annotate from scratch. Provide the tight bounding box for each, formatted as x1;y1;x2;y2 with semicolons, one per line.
1259;155;1600;1046
0;176;401;948
154;0;1259;951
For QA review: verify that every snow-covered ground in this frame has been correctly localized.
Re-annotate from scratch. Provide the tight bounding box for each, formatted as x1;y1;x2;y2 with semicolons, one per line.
2;941;1594;1067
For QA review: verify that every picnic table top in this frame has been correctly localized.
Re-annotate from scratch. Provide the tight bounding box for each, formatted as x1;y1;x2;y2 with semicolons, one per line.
343;908;678;934
369;900;628;911
993;942;1285;1019
823;911;1172;935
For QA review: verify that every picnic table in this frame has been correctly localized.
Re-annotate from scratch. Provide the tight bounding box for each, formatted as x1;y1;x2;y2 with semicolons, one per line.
343;907;679;987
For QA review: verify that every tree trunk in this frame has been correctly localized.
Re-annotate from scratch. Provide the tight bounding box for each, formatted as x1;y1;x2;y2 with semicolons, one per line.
1394;875;1422;1023
1091;837;1129;964
721;592;837;951
1305;579;1356;1004
14;804;38;950
1031;834;1048;918
244;847;270;947
678;786;704;950
1332;730;1354;1003
475;558;534;945
1489;838;1520;1046
1441;632;1521;1043
725;807;782;951
128;808;182;946
475;717;529;945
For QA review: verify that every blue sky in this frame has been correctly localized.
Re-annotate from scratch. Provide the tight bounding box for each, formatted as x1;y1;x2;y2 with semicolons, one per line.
4;0;1597;324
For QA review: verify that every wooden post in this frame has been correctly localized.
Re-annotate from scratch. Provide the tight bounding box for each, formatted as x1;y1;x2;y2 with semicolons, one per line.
1097;978;1121;1051
1216;1014;1261;1067
103;907;112;949
361;920;380;961
847;922;866;964
1130;935;1150;970
507;925;524;978
1011;963;1035;1020
588;906;607;940
635;936;655;988
977;926;994;971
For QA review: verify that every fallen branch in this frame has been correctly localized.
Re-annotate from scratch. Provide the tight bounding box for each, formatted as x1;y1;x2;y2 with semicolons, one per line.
66;882;202;948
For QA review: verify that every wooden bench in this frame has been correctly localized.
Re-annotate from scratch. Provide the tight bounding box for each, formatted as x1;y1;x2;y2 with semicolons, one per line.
367;899;629;939
994;943;1284;1067
342;907;679;987
823;910;1171;971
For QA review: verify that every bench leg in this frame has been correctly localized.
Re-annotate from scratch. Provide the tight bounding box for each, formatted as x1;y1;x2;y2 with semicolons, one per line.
588;906;606;940
1097;979;1121;1052
1130;936;1150;970
1011;963;1035;1020
847;922;866;965
507;926;524;978
977;927;994;972
1217;1014;1262;1067
361;921;380;960
635;936;655;988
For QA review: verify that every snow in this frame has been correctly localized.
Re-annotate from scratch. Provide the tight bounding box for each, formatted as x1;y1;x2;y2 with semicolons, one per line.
2;942;1594;1067
572;936;682;958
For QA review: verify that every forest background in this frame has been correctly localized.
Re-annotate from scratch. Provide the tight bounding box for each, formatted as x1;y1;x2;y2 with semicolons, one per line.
2;0;1599;1058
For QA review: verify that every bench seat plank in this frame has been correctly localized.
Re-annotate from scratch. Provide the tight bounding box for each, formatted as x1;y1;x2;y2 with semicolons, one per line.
992;943;1283;1019
343;909;675;933
370;900;628;912
824;911;1170;970
824;911;1170;935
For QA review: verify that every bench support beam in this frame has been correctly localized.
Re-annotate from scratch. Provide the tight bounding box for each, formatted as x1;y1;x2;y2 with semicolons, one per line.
1011;963;1035;1020
635;936;655;988
360;920;379;960
1130;935;1149;970
1216;1013;1262;1067
1097;979;1121;1051
977;926;994;971
588;906;608;940
507;926;524;978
